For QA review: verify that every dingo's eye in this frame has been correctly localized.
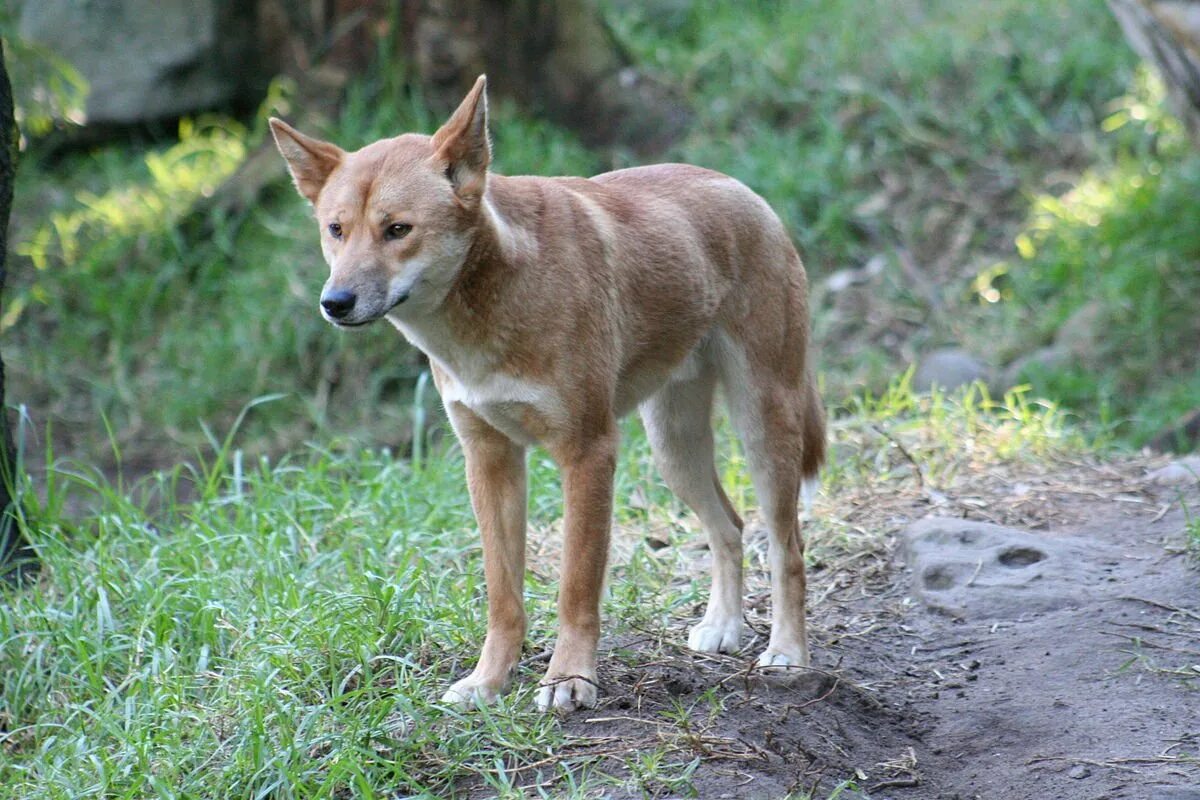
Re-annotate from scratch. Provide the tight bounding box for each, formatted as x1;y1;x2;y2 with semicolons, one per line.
384;222;412;241
328;222;343;240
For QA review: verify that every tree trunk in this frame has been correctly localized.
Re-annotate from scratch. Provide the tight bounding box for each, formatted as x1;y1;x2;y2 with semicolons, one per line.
0;41;35;580
1109;0;1200;143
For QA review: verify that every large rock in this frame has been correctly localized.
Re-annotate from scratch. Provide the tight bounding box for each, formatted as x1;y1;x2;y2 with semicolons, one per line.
1147;456;1200;486
18;0;265;125
901;518;1117;619
912;347;989;393
1000;301;1103;389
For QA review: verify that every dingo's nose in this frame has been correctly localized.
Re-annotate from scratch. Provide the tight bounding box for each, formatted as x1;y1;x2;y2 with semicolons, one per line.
320;289;356;319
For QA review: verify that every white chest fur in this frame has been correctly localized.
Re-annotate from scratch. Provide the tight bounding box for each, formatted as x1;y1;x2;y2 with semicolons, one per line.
387;313;561;444
437;366;561;445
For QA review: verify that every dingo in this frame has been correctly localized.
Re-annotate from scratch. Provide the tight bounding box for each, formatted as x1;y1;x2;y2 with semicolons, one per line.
270;76;825;712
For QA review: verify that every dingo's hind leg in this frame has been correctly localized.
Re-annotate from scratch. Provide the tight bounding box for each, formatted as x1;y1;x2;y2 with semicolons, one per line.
717;332;820;670
640;359;745;654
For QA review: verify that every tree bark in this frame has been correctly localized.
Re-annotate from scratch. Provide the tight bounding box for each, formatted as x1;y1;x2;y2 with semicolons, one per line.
1109;0;1200;143
0;41;35;579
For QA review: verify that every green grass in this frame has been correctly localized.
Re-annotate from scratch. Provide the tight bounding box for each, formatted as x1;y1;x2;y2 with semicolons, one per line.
609;0;1132;265
1185;499;1200;561
989;67;1200;444
0;382;1078;798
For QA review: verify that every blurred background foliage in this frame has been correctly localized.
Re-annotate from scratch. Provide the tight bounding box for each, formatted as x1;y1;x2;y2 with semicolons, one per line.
0;0;1195;476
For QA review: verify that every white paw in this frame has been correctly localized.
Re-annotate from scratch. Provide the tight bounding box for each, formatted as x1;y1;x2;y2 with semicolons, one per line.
535;675;598;713
441;675;501;708
687;617;743;653
755;645;809;672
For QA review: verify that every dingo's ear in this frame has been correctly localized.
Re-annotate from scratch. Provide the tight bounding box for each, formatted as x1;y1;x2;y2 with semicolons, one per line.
431;75;491;203
269;118;344;204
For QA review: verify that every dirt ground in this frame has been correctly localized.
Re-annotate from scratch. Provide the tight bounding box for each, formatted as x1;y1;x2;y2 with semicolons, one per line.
552;460;1200;799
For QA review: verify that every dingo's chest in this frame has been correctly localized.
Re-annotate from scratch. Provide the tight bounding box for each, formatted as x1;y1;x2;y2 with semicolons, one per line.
390;314;561;444
436;367;561;445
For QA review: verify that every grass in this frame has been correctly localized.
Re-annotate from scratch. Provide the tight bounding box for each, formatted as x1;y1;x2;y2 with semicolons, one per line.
1185;500;1200;561
0;381;1082;798
992;66;1200;444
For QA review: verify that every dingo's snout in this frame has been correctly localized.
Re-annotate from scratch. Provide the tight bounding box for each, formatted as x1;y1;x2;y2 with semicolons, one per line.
320;288;356;320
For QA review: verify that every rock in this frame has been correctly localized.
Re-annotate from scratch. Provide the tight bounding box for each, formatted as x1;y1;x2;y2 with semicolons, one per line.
901;518;1115;619
999;344;1069;390
18;0;265;125
1156;789;1200;800
1147;456;1200;486
998;302;1099;388
999;302;1105;390
1055;301;1104;357
913;347;989;393
1067;764;1091;779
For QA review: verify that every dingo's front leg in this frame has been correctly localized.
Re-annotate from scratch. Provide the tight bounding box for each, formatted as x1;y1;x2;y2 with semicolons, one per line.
441;403;528;707
537;424;618;712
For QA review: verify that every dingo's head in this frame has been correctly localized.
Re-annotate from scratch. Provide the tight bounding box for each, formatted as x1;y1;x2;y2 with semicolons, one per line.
270;76;491;328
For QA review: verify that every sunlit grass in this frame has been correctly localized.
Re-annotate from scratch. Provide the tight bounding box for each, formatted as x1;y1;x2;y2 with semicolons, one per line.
990;66;1200;444
18;117;247;278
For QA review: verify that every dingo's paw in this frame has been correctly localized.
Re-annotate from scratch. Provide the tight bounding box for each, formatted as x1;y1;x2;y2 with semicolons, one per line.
536;674;598;713
441;675;502;708
755;645;809;672
687;617;743;654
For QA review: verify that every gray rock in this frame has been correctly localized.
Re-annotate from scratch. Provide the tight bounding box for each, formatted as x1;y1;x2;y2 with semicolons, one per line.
19;0;264;125
1147;456;1200;486
901;518;1116;619
999;302;1105;391
1055;300;1104;357
913;347;989;393
999;344;1069;390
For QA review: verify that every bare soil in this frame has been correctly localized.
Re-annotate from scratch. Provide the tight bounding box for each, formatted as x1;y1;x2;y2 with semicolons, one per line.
556;464;1200;799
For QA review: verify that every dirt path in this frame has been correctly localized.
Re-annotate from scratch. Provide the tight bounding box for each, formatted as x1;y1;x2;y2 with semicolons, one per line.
560;466;1200;799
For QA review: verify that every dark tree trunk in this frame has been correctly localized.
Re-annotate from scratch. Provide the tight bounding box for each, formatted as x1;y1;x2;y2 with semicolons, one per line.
0;41;35;579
